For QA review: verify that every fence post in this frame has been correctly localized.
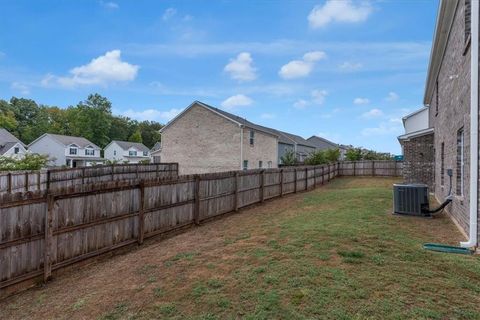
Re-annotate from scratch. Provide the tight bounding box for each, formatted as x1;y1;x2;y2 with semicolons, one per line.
194;175;200;224
156;164;160;178
321;166;324;185
234;172;239;211
279;169;284;197
305;167;308;190
372;160;375;176
46;170;51;192
294;168;297;193
353;161;356;176
24;172;29;192
260;170;265;203
314;167;317;187
111;165;115;181
82;167;86;185
138;182;145;244
44;194;54;282
7;173;12;193
37;171;41;191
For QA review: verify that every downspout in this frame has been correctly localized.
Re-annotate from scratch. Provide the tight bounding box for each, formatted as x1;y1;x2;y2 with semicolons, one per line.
240;125;244;170
461;0;479;249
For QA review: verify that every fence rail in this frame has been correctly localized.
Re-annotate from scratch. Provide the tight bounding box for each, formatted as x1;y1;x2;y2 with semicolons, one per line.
0;163;179;195
0;160;401;295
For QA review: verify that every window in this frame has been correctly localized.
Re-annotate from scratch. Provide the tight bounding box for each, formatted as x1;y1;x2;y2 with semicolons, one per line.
268;161;272;168
243;160;248;170
143;151;148;156
435;80;439;116
129;150;137;156
466;0;472;43
259;161;263;168
441;142;445;186
457;128;465;196
69;147;77;155
85;148;94;156
114;150;117;156
14;147;19;154
249;130;255;146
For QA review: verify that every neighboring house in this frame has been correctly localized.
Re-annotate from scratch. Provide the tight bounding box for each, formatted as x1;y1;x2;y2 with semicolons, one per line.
0;128;27;159
150;142;162;163
408;0;479;249
28;133;104;167
159;101;279;174
307;135;347;160
277;131;316;163
397;107;434;188
104;140;151;164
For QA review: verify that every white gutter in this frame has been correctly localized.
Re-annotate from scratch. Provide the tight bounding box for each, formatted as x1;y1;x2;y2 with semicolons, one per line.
240;125;244;170
461;0;479;249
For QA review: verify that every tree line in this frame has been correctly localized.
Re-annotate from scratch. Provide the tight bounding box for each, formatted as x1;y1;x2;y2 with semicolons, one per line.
0;94;163;149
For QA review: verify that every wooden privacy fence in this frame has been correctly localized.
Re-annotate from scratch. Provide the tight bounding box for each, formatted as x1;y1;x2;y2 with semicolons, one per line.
338;160;403;177
0;163;179;195
0;160;401;294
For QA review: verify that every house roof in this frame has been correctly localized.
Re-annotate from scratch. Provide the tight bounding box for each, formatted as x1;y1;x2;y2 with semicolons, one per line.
0;128;25;155
397;128;434;141
151;141;161;152
278;131;316;148
30;133;101;149
402;106;429;124
424;0;459;105
307;135;340;149
111;140;150;153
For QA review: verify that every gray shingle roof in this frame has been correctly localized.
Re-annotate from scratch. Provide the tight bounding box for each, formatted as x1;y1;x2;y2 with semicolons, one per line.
45;134;101;149
112;140;150;153
0;129;25;155
277;131;316;148
151;141;161;152
307;136;340;149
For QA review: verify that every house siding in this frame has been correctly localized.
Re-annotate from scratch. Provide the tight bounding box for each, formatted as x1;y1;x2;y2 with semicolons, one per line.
428;0;472;235
29;135;66;166
242;128;278;169
160;104;242;174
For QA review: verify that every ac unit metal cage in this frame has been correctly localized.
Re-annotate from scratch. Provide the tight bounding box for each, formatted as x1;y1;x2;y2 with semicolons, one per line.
393;183;430;216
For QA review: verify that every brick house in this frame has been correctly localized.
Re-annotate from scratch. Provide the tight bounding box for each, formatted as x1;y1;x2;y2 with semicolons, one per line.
159;101;279;174
398;107;434;188
415;0;478;249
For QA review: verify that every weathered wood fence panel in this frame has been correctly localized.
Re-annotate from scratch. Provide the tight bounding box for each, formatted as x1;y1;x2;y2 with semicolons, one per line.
0;163;178;195
0;160;401;294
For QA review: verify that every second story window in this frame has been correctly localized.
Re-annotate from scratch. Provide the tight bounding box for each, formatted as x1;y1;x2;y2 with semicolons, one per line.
69;147;77;155
457;128;465;196
14;147;19;154
259;161;263;168
249;130;255;146
129;150;137;156
114;150;117;156
243;160;248;170
143;151;148;156
85;148;94;156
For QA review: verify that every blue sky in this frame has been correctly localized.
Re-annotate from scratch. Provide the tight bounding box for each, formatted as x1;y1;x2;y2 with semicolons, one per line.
0;0;438;154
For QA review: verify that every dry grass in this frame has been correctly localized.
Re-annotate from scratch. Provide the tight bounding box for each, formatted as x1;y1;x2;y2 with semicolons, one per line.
1;177;479;320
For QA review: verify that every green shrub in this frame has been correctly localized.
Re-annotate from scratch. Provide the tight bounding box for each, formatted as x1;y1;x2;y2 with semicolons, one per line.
0;153;49;171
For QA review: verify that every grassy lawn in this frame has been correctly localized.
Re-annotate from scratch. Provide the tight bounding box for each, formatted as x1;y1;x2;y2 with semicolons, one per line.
1;177;480;320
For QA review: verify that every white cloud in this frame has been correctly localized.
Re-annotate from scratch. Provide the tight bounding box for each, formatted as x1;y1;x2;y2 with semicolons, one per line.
41;50;139;88
163;8;177;21
311;89;328;105
385;91;399;101
221;94;253;109
100;1;119;9
260;113;276;119
224;52;257;82
279;51;326;79
293;99;309;110
10;82;30;95
361;108;384;119
339;61;363;72
308;0;373;29
353;97;370;105
118;108;182;122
